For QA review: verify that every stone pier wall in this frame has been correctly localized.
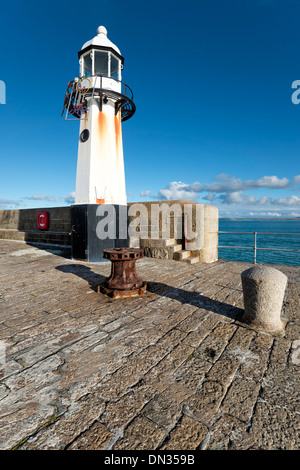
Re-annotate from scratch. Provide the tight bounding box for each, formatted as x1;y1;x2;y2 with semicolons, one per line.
0;207;72;245
0;202;219;262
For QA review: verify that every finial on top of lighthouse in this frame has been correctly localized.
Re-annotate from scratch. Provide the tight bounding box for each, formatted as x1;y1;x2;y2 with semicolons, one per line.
97;26;107;36
80;25;121;56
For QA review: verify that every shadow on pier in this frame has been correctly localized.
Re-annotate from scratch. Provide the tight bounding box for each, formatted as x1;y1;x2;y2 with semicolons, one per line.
146;281;243;321
56;264;106;293
56;264;243;320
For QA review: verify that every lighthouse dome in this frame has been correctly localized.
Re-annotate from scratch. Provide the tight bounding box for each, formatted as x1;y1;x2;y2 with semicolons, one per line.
81;26;121;56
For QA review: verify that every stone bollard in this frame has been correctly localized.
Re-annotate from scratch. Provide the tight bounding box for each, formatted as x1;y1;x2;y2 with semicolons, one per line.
241;265;287;334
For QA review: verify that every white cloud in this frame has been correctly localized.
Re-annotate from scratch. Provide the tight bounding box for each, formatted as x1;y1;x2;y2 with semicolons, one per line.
23;192;75;205
218;191;245;204
216;192;273;205
249;211;282;217
140;190;152;197
156;181;200;201
253;175;290;189
155;174;300;209
204;174;244;193
63;192;75;204
274;195;300;206
293;175;300;184
0;198;21;209
219;192;300;207
204;174;291;193
24;194;60;201
203;192;217;202
188;182;203;192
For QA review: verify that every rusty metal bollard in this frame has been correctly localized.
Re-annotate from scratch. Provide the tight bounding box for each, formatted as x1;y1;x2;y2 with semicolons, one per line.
100;247;147;299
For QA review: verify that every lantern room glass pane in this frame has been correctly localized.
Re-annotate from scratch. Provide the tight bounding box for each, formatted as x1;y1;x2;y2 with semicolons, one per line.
111;54;120;80
83;53;92;77
94;51;108;76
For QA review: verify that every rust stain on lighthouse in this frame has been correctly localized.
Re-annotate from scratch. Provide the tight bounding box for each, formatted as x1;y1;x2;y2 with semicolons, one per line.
83;112;88;129
96;111;108;204
114;111;122;159
98;110;107;136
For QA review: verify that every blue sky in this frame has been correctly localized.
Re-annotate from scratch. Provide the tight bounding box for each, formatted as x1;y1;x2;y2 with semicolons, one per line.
0;0;300;217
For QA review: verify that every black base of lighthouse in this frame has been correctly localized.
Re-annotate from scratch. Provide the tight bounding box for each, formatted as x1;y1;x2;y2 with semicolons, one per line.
71;204;129;263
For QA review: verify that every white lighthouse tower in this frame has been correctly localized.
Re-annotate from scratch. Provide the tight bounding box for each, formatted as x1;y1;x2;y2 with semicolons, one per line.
62;25;135;206
62;26;135;262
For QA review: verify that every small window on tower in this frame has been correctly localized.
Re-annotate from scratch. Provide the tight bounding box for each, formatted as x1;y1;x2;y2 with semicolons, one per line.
94;51;109;76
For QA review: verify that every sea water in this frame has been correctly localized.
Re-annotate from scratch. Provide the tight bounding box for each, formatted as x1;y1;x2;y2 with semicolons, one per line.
218;219;300;267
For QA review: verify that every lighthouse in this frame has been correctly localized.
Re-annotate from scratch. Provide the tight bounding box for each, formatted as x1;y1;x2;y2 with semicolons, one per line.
62;26;135;261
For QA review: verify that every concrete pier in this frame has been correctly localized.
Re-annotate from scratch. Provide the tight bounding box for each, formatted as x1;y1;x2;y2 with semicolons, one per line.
0;239;299;450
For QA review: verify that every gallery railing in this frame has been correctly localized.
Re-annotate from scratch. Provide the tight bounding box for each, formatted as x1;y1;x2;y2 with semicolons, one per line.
218;231;300;264
62;74;135;121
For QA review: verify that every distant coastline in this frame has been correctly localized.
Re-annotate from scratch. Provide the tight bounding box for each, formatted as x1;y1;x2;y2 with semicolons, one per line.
220;217;300;221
